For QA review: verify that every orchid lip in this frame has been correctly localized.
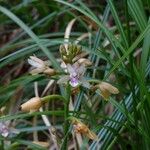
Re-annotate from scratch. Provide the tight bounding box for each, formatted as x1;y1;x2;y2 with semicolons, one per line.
69;77;79;87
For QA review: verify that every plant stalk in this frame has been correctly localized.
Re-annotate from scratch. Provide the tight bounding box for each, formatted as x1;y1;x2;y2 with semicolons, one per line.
61;83;71;150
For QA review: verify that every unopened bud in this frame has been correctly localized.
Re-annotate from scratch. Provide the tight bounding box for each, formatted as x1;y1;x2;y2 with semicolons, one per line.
59;45;67;55
77;58;92;66
70;117;97;140
21;97;42;113
76;45;82;54
43;68;56;76
95;82;119;100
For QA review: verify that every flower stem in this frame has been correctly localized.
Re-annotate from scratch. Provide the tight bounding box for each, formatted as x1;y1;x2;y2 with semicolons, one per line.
0;140;4;150
61;83;71;150
41;95;66;104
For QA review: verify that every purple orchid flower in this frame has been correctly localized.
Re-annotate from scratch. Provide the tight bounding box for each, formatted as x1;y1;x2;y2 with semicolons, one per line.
0;122;20;138
0;122;9;137
58;62;90;88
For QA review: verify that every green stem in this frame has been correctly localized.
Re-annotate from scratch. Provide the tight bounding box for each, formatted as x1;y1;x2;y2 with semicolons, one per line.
41;95;66;104
61;84;71;150
89;79;101;83
0;140;4;150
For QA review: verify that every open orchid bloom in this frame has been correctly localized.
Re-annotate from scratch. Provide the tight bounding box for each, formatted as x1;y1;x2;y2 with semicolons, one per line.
0;122;9;137
70;117;97;140
94;81;119;100
28;56;55;76
58;62;90;88
0;122;19;138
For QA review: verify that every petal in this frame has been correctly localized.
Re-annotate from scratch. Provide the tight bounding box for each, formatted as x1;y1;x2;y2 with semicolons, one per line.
61;61;67;69
29;68;45;75
80;78;91;89
0;123;9;137
30;56;45;65
86;130;98;140
57;75;69;84
69;78;79;87
28;58;44;68
60;61;68;73
72;62;80;70
67;64;77;76
77;65;86;76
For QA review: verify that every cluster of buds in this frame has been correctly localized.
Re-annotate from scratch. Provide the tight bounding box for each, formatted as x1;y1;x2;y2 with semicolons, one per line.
70;117;97;140
59;44;82;64
28;56;56;76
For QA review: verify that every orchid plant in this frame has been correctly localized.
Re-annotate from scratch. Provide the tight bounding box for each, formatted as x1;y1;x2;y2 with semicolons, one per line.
17;43;119;149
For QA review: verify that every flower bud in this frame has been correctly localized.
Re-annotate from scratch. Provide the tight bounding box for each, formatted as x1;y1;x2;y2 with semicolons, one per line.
70;117;97;140
77;58;92;66
95;82;119;100
60;44;82;64
21;97;42;113
43;68;56;76
59;44;67;55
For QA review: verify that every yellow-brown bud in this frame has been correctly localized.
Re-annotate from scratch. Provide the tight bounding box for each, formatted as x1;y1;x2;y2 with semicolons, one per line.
20;97;42;113
77;58;92;66
43;68;56;76
95;82;119;100
71;118;97;140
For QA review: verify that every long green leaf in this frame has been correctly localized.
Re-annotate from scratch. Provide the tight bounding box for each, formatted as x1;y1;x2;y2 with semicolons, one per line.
0;5;61;70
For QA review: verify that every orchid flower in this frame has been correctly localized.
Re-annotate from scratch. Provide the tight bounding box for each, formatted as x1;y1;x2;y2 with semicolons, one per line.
58;62;90;88
0;122;9;137
70;117;97;140
28;56;55;76
0;122;19;137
